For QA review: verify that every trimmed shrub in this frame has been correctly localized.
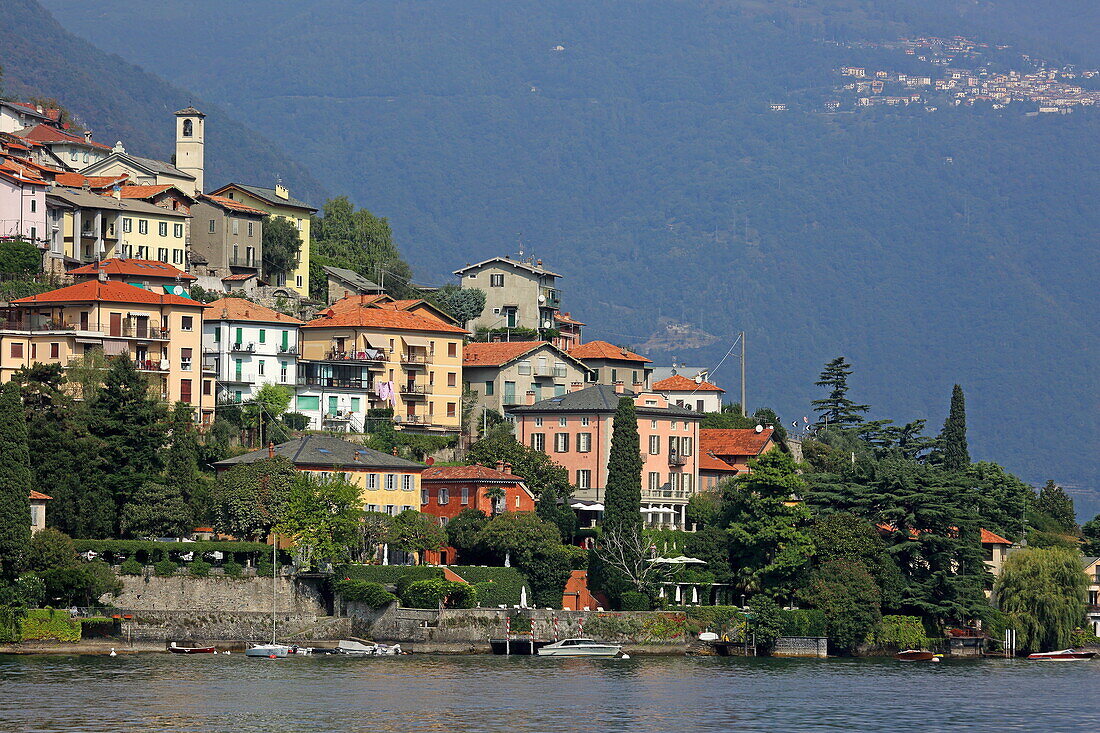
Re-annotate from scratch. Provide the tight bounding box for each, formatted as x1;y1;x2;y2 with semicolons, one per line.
256;560;274;578
222;560;243;578
20;608;81;642
73;539;271;565
401;579;478;609
334;579;398;608
188;559;212;577
620;591;651;611
119;559;144;576
448;566;529;607
338;564;443;587
154;560;179;577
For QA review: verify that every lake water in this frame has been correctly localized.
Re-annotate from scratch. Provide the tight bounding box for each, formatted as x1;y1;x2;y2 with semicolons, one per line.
2;653;1098;732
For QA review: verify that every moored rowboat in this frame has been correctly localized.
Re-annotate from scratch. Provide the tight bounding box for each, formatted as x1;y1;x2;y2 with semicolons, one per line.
894;650;938;662
168;642;216;654
1026;649;1096;661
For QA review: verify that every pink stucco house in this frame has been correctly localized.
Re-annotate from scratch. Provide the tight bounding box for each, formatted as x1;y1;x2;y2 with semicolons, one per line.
510;383;701;529
0;159;48;245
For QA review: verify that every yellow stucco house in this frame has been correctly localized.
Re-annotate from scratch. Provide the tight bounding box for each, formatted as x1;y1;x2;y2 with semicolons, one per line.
209;182;316;297
2;280;212;417
213;435;425;516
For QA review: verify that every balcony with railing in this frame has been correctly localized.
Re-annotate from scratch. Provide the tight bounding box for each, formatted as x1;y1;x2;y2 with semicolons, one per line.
228;256;258;268
323;347;387;363
642;486;691;501
323;410;353;422
229;342;256;353
134;358;170;373
296;375;371;390
668;451;687;466
540;288;561;308
401;351;432;366
278;343;301;356
400;384;433;398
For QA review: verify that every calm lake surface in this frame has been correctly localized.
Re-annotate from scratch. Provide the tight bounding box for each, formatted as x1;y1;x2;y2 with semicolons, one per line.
2;653;1098;732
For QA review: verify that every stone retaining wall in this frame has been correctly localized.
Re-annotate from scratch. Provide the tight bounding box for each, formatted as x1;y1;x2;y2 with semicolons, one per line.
773;636;828;658
120;611;352;643
107;574;328;615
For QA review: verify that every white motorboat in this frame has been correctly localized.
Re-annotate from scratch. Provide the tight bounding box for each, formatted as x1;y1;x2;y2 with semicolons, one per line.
245;643;291;658
536;638;627;658
337;639;403;656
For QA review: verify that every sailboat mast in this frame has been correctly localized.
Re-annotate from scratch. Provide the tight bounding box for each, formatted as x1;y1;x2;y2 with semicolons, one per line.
271;537;277;645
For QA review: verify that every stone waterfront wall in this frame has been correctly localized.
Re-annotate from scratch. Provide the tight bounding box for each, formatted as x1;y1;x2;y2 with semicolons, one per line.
773;636;828;658
107;574;328;615
120;611;352;644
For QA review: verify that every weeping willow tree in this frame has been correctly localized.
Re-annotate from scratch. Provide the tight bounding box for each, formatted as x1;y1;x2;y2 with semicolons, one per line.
994;548;1087;652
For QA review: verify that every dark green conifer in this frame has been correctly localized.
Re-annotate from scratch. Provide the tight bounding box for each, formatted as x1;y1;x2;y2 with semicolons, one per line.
603;396;643;536
939;384;970;471
0;383;31;579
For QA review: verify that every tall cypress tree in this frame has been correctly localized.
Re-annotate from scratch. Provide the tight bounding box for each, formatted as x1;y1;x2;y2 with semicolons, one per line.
0;383;31;579
603;396;643;536
939;384;970;471
811;357;870;429
88;357;167;535
165;402;204;522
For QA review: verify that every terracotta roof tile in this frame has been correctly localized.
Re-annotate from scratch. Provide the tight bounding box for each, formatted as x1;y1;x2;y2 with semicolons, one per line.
980;528;1012;545
555;311;586;326
18;123;111;150
205;297;304;325
29;490;52;500
54;171;129;189
68;258;196;281
119;184;176;199
422;465;527;483
700;428;774;459
201;194;267;216
305;301;468;334
222;273;257;281
464;341;546;367
12;280;205;308
569;340;651;363
653;374;725;392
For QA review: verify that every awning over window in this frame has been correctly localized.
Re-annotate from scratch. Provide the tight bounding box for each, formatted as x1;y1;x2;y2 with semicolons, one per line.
102;340;128;356
402;336;430;348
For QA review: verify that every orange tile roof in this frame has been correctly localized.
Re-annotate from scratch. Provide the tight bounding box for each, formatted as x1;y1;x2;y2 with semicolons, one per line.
119;184;175;199
653;374;725;392
201;194;267;216
12;280;205;308
568;340;651;363
464;341;546;367
19;123;111;149
980;528;1012;545
325;294;390;314
304;305;468;334
422;465;527;483
701;428;774;458
68;258;196;281
205;297;304;325
222;273;258;281
555;311;586;326
54;171;129;189
29;490;52;500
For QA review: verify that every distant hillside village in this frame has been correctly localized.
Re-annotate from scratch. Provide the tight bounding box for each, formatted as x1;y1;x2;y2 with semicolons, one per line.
0;91;1097;655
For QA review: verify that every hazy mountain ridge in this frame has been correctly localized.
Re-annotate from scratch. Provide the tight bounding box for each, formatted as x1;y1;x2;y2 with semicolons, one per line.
25;0;1100;514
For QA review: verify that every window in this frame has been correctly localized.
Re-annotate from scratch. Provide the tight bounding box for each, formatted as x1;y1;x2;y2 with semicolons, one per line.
671;421;677;430
681;474;694;493
258;329;266;344
180;379;192;404
530;433;545;451
447;402;457;418
247;221;254;237
181;348;193;371
577;433;592;453
385;505;396;516
402;475;414;492
182;118;193;137
610;369;617;382
296;395;319;411
123;218;132;233
158;222;168;237
534;417;543;427
296;275;303;288
30;198;37;214
581;416;590;426
447;372;456;387
246;246;254;265
174;223;183;238
258;359;265;377
632;370;639;384
70;150;78;161
10;343;22;358
558;416;568;427
203;380;212;396
490;273;505;287
158;248;169;262
138;220;148;235
554;384;565;397
214;327;221;343
421;488;430;505
518;361;531;375
461;487;469;505
181;316;193;332
651;420;658;429
648;472;661;491
576;470;591;489
208;219;215;233
367;474;378;491
681;437;693;457
280;361;288;382
697;400;705;412
649;435;660;455
554;433;570;453
232;218;239;236
484;380;495;396
448;342;457;358
172;249;184;265
49;342;59;358
351;397;360;412
385;474;397;491
438;488;450;505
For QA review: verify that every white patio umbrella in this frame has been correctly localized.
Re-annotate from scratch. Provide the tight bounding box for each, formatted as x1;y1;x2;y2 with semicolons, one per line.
520;585;528;608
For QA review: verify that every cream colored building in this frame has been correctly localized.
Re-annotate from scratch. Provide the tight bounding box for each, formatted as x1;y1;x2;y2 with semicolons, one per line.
462;340;593;416
210;182;316;297
82;107;205;195
2;280;212;418
298;296;467;434
454;256;562;333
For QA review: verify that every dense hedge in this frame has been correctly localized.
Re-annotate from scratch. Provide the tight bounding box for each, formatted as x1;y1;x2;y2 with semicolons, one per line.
334;579;398;608
401;579;478;609
20;609;81;642
682;606;829;639
873;615;929;650
620;591;651;611
779;609;829;638
337;565;443;587
73;540;276;565
448;566;529;607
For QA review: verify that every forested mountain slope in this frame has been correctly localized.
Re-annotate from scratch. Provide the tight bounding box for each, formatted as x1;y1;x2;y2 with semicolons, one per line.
0;0;326;203
31;1;1100;510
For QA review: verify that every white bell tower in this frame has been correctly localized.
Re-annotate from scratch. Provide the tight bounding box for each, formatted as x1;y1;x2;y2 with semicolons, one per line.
174;106;206;195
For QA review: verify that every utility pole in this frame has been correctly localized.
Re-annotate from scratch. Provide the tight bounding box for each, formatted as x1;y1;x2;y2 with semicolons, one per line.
740;331;746;417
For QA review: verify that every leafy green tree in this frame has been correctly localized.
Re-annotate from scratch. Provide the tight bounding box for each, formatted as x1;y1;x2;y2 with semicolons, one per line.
811;357;869;429
719;451;813;595
119;481;192;538
799;559;882;652
603;396;642;536
87;356;166;534
0;240;42;274
965;462;1031;542
354;511;393;563
995;548;1087;653
1033;480;1076;533
277;474;362;569
25;528;78;572
387;510;446;564
63;347;110;402
261;215;303;282
309;196;414;300
212;457;296;539
428;283;487;325
1082;515;1100;556
808;512;905;611
0;383;31;579
245;383;294;446
938;384;970;471
165;403;207;524
445;508;490;562
746;595;784;651
684;525;732;584
474;512;571;606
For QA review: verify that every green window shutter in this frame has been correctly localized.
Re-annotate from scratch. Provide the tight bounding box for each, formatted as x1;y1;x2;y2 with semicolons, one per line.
214;327;221;343
328;396;338;415
234;327;243;345
351;398;361;412
296;395;319;411
281;331;289;349
259;329;266;344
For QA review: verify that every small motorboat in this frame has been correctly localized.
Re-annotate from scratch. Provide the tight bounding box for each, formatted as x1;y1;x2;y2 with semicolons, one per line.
336;639;403;656
245;643;291;658
537;638;627;658
895;650;940;662
168;642;216;655
1027;649;1096;661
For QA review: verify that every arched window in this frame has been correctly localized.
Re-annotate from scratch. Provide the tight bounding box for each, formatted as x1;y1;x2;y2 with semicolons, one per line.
182;118;193;137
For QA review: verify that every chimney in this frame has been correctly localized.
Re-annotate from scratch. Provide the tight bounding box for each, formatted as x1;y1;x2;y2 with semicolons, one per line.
613;381;625;394
267;442;275;459
353;452;360;462
495;460;505;472
569;382;583;393
503;462;513;475
36;104;43;114
84;130;92;144
275;182;289;200
525;390;535;405
392;447;398;456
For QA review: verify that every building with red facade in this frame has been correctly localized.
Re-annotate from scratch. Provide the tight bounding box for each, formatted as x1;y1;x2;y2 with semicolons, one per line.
698;427;777;490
